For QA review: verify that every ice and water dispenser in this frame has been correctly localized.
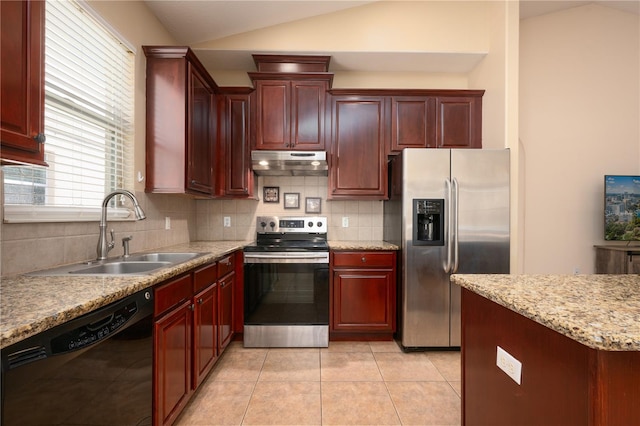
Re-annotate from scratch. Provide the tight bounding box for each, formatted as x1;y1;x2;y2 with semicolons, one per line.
413;199;444;246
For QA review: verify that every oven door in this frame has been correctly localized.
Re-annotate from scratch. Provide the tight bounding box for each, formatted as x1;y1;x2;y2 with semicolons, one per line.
243;251;329;347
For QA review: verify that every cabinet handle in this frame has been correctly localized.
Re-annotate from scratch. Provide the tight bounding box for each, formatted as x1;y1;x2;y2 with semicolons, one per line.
361;256;366;263
33;133;46;144
197;298;203;304
189;303;195;311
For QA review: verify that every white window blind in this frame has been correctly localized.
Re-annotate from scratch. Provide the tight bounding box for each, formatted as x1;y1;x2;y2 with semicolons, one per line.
3;0;135;222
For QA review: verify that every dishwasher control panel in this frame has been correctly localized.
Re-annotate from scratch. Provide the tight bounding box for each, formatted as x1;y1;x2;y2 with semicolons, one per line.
50;301;138;353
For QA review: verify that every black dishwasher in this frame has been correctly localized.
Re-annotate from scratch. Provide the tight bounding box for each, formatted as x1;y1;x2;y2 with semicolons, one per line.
1;289;154;426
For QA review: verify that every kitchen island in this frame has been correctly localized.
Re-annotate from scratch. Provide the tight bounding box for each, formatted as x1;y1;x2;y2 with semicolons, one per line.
452;274;640;426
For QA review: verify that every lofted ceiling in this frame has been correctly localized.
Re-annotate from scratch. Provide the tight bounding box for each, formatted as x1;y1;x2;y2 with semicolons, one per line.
143;1;640;74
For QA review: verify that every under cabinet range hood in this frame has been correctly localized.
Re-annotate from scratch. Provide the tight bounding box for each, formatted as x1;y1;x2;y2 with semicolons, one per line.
251;151;328;176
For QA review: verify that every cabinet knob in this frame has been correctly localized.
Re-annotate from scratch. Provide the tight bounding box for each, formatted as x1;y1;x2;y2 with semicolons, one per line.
189;303;195;311
33;133;46;144
361;257;366;263
197;298;203;304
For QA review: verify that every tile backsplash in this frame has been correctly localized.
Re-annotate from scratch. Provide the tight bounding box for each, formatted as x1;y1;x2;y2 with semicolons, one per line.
195;176;384;242
1;175;383;276
1;192;196;277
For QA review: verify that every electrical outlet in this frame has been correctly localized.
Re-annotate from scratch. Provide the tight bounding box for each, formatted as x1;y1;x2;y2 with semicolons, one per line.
164;217;171;230
223;216;231;227
496;346;522;385
342;217;349;227
573;266;580;275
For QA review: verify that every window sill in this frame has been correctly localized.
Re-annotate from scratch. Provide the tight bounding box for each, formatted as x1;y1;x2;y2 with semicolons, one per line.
3;205;136;223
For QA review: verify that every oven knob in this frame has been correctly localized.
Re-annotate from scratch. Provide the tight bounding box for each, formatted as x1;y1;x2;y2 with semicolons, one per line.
317;221;323;228
308;221;313;227
269;221;275;229
260;221;267;228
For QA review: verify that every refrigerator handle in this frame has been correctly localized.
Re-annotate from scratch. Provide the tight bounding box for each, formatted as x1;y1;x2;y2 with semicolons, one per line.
452;177;460;273
444;178;452;273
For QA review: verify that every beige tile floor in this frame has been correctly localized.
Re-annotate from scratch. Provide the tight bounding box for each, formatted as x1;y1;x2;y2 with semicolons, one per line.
176;340;461;425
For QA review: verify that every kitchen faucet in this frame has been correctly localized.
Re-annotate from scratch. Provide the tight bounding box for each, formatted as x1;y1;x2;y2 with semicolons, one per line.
97;189;146;260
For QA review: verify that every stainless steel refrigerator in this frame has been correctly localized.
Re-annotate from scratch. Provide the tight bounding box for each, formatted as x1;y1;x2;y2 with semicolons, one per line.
384;148;510;349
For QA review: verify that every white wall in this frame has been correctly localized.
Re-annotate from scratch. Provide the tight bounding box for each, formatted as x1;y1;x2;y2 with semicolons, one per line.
519;4;640;273
196;1;491;89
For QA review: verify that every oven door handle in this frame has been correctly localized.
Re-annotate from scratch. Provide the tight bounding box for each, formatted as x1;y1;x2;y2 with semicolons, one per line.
244;252;329;263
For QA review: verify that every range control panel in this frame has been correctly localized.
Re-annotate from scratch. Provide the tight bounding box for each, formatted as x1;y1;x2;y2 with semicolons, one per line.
257;216;327;234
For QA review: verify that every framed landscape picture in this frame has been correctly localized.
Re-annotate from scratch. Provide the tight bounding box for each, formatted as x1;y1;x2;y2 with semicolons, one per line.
284;193;300;209
305;197;321;214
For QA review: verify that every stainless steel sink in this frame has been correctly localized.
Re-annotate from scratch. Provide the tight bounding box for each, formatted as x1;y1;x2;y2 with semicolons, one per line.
68;261;172;275
125;252;205;263
26;252;208;276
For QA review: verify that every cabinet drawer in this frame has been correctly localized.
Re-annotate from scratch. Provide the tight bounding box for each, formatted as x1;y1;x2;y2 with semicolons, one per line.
217;254;234;277
154;274;192;315
194;262;217;293
333;252;395;268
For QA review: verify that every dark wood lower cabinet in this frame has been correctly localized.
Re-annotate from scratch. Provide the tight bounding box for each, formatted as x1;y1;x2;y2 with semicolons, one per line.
193;282;217;388
153;252;238;426
461;288;640;425
330;251;396;340
218;272;235;352
154;298;193;426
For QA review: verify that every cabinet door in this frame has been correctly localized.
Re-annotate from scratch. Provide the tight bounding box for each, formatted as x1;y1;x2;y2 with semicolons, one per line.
1;0;46;166
436;96;482;148
332;269;395;332
390;96;436;152
291;80;327;150
222;93;253;196
254;80;290;149
187;64;215;195
154;300;193;426
329;96;388;199
193;283;218;388
629;254;640;274
218;272;235;351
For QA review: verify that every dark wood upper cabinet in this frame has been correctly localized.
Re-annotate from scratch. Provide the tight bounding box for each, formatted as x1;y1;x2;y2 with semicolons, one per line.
436;94;483;148
390;90;483;152
1;0;47;166
249;54;333;151
187;65;217;194
250;77;331;150
217;88;255;198
143;46;218;197
390;96;436;152
328;94;389;200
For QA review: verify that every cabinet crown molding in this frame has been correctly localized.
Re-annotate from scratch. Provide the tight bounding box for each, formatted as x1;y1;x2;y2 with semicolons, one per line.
253;54;331;72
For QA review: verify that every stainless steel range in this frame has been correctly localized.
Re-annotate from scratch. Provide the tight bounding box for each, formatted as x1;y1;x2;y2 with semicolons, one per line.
243;216;329;347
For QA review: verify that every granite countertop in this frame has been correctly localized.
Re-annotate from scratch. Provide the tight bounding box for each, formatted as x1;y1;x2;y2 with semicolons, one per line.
329;241;399;251
451;274;640;351
0;241;249;350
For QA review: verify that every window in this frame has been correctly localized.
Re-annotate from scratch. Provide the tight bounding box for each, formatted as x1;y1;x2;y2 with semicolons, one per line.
3;0;135;222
